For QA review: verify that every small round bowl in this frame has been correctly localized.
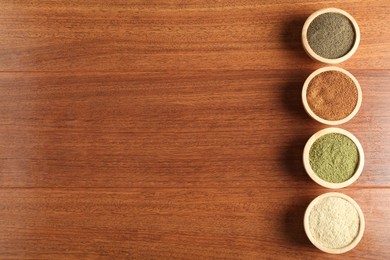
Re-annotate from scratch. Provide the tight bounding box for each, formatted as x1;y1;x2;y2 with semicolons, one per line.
304;192;365;254
302;8;360;64
302;66;362;125
303;127;364;189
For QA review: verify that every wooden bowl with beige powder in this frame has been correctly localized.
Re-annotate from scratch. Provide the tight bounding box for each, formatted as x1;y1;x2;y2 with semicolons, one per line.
302;67;362;125
302;8;360;64
303;127;364;189
304;192;365;254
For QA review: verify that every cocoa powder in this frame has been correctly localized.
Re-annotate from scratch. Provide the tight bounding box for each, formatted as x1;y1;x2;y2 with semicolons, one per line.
307;71;358;121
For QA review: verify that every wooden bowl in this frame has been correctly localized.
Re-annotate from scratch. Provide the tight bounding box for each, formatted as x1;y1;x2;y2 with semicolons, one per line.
304;192;365;254
303;127;364;189
302;8;360;64
302;66;362;125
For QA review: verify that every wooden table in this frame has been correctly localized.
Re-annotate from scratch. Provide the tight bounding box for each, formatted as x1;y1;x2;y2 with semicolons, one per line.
0;1;389;259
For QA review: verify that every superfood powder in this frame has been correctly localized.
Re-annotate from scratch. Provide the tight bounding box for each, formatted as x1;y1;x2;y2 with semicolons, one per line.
309;133;359;183
307;12;355;59
309;196;360;249
307;70;358;121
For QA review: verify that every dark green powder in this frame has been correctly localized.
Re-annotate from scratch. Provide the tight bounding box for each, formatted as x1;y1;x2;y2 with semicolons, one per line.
309;133;359;183
307;13;355;59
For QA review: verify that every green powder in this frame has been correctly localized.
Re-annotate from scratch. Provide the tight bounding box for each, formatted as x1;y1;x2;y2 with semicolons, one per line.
309;133;359;183
307;13;355;59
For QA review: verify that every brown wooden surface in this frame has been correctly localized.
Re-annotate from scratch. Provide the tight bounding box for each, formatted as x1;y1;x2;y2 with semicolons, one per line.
0;0;389;259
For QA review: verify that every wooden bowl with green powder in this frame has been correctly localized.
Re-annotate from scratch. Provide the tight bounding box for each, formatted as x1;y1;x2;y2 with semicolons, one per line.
302;8;360;64
304;192;365;254
303;128;364;189
302;67;362;125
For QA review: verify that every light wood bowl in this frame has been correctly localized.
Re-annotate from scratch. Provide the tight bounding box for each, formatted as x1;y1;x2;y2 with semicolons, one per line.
304;192;365;254
302;8;360;64
303;127;364;189
302;66;362;125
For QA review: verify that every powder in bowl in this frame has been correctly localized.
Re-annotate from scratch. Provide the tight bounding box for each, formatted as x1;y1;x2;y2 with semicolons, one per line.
309;196;360;249
309;133;359;183
307;12;355;59
307;70;358;121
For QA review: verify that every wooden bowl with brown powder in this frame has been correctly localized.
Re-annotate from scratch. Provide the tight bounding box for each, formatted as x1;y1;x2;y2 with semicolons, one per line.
303;127;364;189
302;8;360;64
304;192;365;254
302;67;362;125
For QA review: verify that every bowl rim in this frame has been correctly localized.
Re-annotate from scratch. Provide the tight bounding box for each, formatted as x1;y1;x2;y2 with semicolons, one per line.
304;192;365;254
302;66;362;125
302;7;360;64
303;127;364;189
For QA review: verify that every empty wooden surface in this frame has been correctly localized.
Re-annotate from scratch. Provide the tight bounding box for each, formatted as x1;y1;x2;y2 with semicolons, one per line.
0;0;389;259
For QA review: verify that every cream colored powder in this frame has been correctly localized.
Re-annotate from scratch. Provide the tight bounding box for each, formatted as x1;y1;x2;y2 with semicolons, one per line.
309;196;360;249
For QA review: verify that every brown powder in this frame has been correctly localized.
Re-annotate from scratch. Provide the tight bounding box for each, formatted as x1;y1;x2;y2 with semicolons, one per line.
307;71;358;121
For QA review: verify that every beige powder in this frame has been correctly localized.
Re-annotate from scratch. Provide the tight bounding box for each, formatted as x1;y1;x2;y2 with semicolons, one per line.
309;196;360;249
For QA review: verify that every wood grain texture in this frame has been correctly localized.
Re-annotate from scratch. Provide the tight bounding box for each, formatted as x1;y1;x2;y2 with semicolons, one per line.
0;0;389;259
0;188;389;259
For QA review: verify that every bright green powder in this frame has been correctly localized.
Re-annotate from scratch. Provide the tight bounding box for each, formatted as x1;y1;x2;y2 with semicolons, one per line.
309;133;359;183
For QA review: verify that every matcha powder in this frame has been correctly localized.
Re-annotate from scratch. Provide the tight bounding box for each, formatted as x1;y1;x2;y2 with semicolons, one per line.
309;196;360;249
307;13;355;59
309;133;359;183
